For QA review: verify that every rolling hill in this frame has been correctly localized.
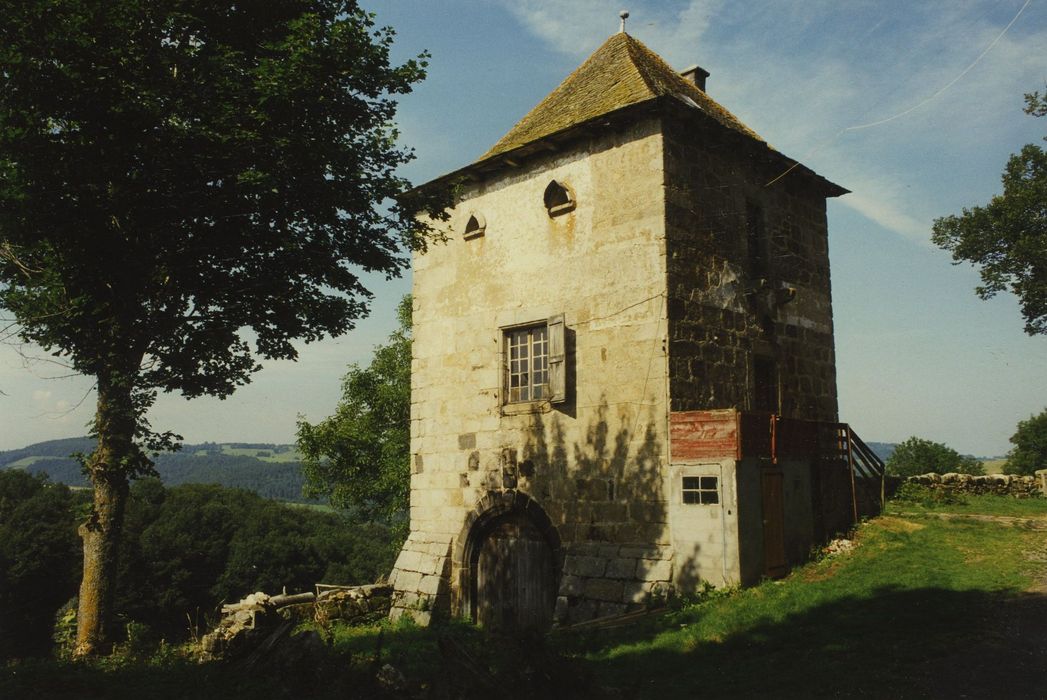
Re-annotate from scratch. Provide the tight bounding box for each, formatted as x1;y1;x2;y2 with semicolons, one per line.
0;438;314;502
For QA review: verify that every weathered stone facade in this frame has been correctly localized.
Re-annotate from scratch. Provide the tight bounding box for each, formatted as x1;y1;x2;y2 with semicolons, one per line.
390;32;854;627
662;105;840;421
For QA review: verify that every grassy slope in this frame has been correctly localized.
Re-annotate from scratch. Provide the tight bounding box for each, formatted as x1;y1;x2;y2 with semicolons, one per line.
569;514;1044;697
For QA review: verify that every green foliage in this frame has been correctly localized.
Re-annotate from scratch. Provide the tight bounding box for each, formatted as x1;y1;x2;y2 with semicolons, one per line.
0;0;447;400
932;86;1047;335
0;477;395;657
114;480;395;640
0;471;82;658
885;436;983;477
1005;408;1047;475
297;296;412;525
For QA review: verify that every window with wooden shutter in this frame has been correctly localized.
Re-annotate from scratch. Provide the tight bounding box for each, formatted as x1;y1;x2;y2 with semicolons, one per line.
547;314;565;403
503;315;567;405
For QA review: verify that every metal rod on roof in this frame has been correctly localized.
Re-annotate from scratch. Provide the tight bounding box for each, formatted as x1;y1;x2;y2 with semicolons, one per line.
619;10;629;33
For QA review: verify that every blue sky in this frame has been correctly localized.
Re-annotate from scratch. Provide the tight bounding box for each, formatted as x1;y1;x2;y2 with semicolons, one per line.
2;0;1046;456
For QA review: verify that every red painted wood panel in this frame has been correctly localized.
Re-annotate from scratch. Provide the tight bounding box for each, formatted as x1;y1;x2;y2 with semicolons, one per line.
670;410;739;460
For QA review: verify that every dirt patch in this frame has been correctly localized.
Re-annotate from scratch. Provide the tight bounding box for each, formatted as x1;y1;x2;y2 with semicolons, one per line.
873;516;925;533
895;512;1047;530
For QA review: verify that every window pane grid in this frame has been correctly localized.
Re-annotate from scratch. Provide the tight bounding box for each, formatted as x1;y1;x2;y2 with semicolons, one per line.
506;325;549;403
682;476;719;505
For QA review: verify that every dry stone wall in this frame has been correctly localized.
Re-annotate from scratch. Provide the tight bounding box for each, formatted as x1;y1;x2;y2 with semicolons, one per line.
201;585;392;660
904;472;1045;498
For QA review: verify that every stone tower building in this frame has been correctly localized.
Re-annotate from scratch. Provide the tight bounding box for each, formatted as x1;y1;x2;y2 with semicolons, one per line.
389;31;880;629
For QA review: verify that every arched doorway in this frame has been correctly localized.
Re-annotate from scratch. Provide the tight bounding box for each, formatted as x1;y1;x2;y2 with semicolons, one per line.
475;513;555;631
457;492;560;632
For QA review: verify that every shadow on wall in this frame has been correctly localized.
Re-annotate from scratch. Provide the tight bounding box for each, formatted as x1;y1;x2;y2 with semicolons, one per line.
520;398;665;546
477;397;704;622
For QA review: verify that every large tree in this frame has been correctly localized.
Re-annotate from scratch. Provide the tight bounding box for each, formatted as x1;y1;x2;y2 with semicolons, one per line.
0;1;445;655
296;295;411;528
931;87;1047;335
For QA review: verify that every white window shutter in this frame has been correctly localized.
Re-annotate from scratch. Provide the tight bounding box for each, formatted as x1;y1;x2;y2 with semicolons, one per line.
548;313;566;403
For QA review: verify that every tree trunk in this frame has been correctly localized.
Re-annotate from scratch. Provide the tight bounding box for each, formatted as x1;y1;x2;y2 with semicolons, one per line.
74;372;136;657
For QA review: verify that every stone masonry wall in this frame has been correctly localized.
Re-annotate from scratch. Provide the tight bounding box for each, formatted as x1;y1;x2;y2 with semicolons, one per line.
391;118;674;624
661;106;839;423
556;543;673;624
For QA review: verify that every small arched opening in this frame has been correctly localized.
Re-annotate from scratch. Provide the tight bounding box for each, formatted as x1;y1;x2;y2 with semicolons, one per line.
463;212;486;239
455;492;561;632
543;180;575;217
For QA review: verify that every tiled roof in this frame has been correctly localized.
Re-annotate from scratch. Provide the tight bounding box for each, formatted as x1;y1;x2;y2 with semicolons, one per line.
481;31;765;160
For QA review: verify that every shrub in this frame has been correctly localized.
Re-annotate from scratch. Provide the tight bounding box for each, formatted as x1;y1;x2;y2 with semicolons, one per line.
885;437;983;477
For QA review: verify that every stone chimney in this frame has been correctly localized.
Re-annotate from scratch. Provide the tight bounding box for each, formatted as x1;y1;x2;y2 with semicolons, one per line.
680;64;710;92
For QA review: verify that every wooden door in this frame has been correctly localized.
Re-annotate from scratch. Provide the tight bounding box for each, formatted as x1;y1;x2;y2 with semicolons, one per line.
761;469;788;578
476;517;555;632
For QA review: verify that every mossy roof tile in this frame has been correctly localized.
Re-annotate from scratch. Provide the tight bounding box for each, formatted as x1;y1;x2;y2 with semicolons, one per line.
480;32;765;161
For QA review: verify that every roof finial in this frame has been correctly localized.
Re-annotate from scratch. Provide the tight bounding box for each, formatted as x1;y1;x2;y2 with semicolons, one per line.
619;10;629;33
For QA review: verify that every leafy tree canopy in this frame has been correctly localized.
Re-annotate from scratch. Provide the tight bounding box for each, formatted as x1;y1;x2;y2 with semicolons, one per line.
885;436;984;478
1005;409;1047;476
115;480;395;640
0;471;82;658
0;0;446;655
931;87;1047;335
297;295;410;526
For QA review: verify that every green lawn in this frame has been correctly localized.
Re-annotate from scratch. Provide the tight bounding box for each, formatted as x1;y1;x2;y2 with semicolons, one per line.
888;483;1047;517
5;495;1046;698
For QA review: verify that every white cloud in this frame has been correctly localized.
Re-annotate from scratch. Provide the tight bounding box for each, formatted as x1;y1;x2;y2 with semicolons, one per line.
32;389;52;402
500;0;724;59
836;190;930;245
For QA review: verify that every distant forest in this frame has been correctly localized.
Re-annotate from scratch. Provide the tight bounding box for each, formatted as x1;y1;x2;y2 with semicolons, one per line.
0;437;313;503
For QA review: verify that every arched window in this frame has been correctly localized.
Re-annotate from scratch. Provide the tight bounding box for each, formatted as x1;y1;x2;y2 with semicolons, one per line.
463;212;486;239
543;180;575;217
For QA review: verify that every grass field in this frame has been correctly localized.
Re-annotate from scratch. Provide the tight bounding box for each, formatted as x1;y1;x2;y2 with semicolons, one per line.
4;455;49;469
981;458;1008;474
4;494;1046;699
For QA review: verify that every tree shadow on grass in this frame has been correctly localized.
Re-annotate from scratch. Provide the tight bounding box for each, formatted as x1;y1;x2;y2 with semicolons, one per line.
573;585;1047;699
7;586;1045;699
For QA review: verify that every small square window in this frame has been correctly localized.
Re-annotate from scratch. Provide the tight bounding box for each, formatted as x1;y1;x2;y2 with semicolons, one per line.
682;475;719;505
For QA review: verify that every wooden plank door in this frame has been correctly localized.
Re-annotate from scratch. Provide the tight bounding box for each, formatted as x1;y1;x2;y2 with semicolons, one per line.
476;517;555;632
761;469;788;578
